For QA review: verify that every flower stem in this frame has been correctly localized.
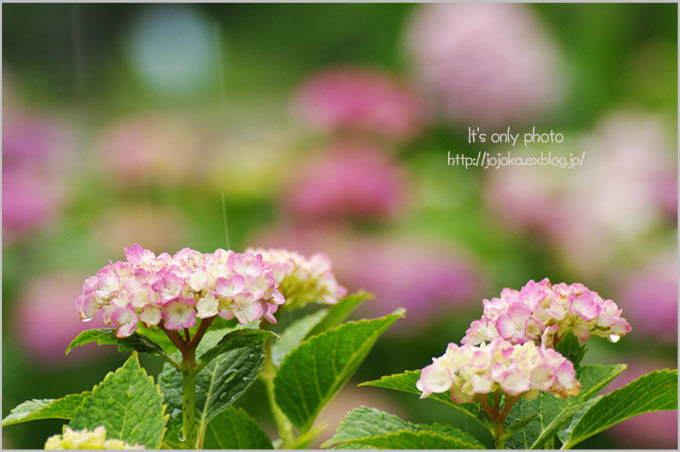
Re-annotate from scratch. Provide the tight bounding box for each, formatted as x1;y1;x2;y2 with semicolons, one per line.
494;419;505;449
261;338;296;448
182;369;197;447
476;392;517;449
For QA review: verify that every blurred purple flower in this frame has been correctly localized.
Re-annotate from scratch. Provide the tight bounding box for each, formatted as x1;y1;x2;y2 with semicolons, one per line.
14;272;107;365
283;144;407;221
606;360;678;448
616;251;677;344
292;68;426;141
405;3;564;127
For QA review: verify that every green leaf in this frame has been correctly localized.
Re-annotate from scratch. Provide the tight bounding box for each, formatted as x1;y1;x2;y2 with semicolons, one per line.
202;406;273;449
274;310;403;433
323;407;484;449
502;413;537;440
556;397;600;444
66;328;179;368
159;332;267;447
505;363;627;449
70;352;168;449
66;328;165;355
359;370;488;429
272;309;328;367
2;392;90;427
197;328;276;369
305;291;373;339
560;369;678;449
555;331;587;370
286;424;327;449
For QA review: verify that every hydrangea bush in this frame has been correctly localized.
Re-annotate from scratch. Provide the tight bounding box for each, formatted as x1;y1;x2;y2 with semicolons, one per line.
3;253;676;450
326;279;677;449
3;244;398;449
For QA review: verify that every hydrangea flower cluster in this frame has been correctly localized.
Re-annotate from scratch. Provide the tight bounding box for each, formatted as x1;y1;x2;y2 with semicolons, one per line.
247;247;347;309
417;338;581;403
76;244;285;337
292;68;425;141
462;278;631;347
45;426;142;450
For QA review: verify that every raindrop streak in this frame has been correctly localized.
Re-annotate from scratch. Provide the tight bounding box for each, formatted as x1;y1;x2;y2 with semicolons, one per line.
213;22;227;111
220;192;231;250
69;4;86;97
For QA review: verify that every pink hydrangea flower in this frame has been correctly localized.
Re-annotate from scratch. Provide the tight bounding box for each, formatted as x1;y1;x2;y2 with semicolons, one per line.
405;3;564;127
283;144;406;221
77;244;284;337
462;278;631;347
292;67;426;141
417;338;581;403
246;248;347;308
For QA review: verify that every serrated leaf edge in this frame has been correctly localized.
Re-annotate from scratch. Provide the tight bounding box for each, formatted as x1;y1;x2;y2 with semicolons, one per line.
71;352;170;449
275;311;404;432
323;407;483;449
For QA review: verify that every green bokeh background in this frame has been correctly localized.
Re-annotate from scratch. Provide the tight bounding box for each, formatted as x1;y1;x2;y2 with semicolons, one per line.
2;3;677;449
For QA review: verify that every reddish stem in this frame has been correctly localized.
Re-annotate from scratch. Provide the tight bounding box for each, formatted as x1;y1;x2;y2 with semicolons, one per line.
190;316;216;349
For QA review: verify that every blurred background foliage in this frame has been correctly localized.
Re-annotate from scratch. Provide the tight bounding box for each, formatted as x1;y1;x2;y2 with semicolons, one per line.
2;3;677;449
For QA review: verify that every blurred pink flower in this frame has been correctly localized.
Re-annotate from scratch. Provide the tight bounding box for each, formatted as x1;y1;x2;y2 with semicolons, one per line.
405;3;564;127
251;225;483;328
483;111;676;277
2;108;72;243
553;112;676;274
91;204;189;257
340;238;483;327
3;114;64;164
616;251;677;344
606;360;678;448
283;144;407;221
95;114;210;186
14;272;107;365
2;168;64;242
292;67;426;141
483;166;563;236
